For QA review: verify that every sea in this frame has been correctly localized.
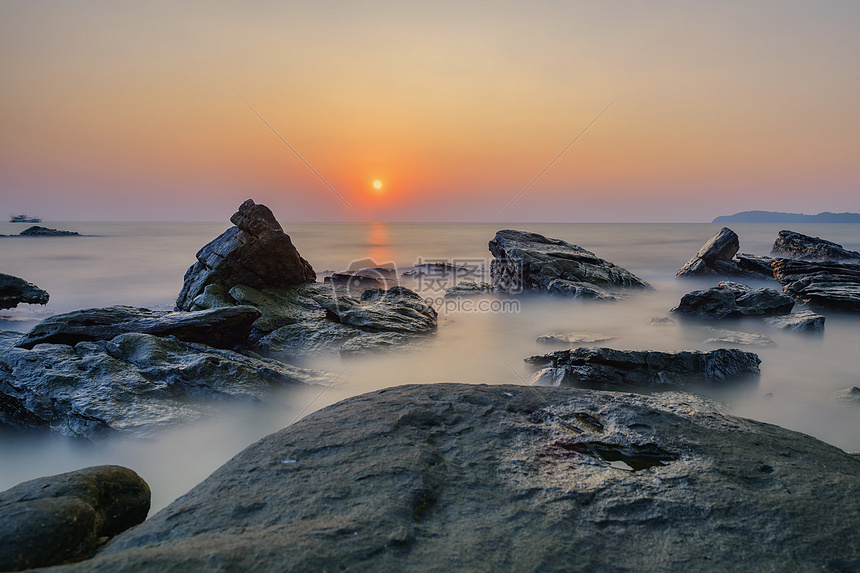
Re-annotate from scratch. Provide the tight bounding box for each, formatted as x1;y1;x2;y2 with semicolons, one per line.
1;221;859;514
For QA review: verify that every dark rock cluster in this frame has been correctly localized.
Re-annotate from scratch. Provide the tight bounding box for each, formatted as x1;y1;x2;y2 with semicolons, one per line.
0;273;49;310
489;229;650;300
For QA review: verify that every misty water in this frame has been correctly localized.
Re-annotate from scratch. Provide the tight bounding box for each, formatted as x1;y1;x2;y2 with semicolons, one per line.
2;221;859;514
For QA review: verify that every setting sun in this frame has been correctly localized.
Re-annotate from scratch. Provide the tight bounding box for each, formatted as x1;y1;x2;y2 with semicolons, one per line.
372;180;382;190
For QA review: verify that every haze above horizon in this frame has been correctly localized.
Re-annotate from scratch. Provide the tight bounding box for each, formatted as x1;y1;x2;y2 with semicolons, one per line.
2;1;858;223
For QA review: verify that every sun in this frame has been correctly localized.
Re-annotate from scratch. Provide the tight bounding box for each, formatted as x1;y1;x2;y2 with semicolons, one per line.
372;180;382;190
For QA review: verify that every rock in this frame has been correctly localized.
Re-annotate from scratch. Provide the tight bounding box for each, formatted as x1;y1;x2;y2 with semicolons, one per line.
0;465;149;571
763;310;825;332
671;282;794;320
536;332;615;345
318;286;437;335
525;347;761;390
772;259;860;312
42;384;860;572
18;226;79;237
488;230;650;298
176;199;315;311
676;228;774;279
16;305;262;350
0;273;49;310
834;387;860;403
703;327;774;346
324;271;389;291
444;281;494;297
0;332;333;440
771;230;860;262
648;316;675;326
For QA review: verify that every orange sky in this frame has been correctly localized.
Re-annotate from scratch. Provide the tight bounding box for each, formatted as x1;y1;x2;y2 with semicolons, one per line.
1;1;858;222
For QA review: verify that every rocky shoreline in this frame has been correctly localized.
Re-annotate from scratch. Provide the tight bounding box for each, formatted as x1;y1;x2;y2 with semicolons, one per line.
2;203;860;570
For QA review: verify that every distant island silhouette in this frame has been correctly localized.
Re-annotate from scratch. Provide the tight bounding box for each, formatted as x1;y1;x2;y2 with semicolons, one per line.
712;211;860;223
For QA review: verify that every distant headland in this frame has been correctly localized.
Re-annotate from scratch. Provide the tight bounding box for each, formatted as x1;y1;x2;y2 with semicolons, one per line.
712;211;860;224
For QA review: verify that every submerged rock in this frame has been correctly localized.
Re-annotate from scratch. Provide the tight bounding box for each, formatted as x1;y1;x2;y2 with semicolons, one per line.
771;230;860;262
763;310;825;332
671;281;794;320
444;281;494;297
525;347;761;390
15;305;262;350
702;327;774;346
676;228;774;279
176;199;315;311
834;387;860;403
0;273;49;310
0;465;149;571
536;332;615;345
772;259;860;312
0;332;333;440
43;384;860;572
18;226;79;237
488;230;650;299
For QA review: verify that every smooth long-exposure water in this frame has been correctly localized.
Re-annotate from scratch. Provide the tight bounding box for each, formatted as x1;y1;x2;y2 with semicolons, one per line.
2;221;859;513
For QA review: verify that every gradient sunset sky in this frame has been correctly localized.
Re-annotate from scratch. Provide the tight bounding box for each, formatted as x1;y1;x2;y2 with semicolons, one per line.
2;1;858;222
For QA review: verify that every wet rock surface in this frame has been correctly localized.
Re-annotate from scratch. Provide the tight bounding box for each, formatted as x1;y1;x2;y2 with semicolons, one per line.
444;281;494;297
771;230;860;262
763;310;825;332
15;305;262;350
489;230;650;299
0;331;332;440
702;327;774;346
0;273;49;310
526;347;761;390
43;384;860;572
176;199;315;311
0;465;150;571
671;282;794;320
772;258;860;312
676;227;774;279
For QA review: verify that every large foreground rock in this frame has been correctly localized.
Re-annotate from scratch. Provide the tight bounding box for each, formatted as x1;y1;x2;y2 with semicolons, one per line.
489;230;650;299
45;384;860;572
676;227;773;279
15;305;262;350
671;281;794;320
525;347;760;390
0;466;149;571
0;273;49;310
771;230;860;262
772;258;860;312
176;200;315;311
0;331;333;440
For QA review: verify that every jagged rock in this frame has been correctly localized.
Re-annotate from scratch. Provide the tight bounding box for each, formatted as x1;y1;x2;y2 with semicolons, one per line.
525;347;760;390
771;230;860;262
536;332;615;345
175;199;315;311
18;226;79;237
763;310;825;332
318;286;437;334
0;332;333;440
489;230;650;299
703;327;774;346
0;466;150;571
0;273;49;310
677;228;774;279
444;281;494;297
834;387;860;403
772;259;860;312
41;384;860;572
16;305;262;350
671;282;794;320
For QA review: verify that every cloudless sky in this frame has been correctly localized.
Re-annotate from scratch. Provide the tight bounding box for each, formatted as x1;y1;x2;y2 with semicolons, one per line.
1;1;858;222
